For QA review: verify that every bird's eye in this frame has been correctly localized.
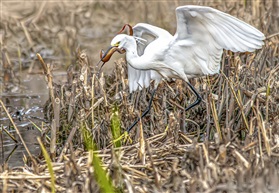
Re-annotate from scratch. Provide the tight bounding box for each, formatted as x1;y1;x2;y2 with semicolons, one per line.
111;41;120;47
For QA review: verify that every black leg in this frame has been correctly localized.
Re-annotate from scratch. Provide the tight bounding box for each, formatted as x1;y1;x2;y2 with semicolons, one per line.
126;88;157;133
185;82;202;111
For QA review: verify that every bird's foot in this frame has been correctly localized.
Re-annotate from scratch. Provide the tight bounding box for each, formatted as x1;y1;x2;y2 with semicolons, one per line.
113;131;133;144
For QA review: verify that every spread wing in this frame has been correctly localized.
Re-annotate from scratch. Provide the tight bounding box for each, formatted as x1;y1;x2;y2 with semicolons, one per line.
174;5;265;74
126;23;172;92
133;23;172;55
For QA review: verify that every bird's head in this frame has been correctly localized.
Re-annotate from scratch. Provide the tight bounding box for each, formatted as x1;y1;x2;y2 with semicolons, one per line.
99;24;133;65
110;34;129;50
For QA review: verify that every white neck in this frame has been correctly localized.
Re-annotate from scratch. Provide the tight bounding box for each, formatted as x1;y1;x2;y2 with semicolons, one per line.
124;37;150;70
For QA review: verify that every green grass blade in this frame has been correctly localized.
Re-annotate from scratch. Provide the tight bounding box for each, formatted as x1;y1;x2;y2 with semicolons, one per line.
81;122;94;151
81;120;116;192
37;137;56;193
90;150;115;193
111;105;121;148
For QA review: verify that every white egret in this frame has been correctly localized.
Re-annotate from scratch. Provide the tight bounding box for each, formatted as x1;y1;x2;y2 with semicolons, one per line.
99;5;265;132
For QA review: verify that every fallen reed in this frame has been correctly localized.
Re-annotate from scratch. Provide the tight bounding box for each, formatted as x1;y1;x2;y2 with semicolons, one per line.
1;1;279;192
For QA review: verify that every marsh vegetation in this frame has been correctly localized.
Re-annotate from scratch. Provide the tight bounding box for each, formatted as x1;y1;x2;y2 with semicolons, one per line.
0;1;279;192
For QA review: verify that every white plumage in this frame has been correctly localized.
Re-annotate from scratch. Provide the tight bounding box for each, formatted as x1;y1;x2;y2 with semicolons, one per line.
99;5;265;132
105;5;265;93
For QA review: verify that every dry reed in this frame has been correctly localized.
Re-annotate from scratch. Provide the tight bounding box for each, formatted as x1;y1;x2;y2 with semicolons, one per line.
1;1;279;193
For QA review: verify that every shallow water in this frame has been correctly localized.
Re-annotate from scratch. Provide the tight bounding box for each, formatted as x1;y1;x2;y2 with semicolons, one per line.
0;72;48;167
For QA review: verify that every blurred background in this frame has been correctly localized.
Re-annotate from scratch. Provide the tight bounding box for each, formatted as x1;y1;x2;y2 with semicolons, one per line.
1;0;278;73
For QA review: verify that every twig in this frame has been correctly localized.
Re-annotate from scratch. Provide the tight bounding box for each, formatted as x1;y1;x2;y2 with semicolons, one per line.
0;100;32;158
266;32;279;39
146;139;161;190
58;126;78;162
36;53;63;165
20;22;34;47
2;126;18;143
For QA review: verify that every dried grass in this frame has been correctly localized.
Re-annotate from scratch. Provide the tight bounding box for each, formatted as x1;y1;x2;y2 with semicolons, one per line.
1;1;279;193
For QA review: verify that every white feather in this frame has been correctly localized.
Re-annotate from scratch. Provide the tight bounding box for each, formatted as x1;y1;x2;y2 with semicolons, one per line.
109;5;265;93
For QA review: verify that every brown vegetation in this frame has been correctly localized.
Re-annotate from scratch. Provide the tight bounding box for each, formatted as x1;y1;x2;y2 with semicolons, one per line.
1;1;279;192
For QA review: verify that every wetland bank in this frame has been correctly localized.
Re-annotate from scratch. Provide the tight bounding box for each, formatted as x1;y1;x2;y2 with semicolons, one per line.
1;1;279;192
